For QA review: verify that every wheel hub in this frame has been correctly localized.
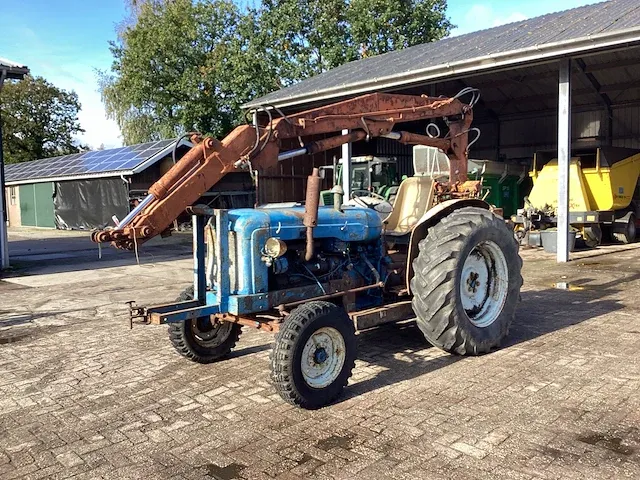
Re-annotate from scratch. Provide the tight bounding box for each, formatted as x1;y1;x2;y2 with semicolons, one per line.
190;317;232;347
314;348;328;364
301;327;346;389
466;271;481;293
460;240;509;328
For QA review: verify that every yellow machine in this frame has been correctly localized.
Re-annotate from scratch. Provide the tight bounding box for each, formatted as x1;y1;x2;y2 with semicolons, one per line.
514;147;640;247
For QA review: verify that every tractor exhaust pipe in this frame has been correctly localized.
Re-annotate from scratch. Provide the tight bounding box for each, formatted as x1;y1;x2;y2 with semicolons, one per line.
304;168;321;261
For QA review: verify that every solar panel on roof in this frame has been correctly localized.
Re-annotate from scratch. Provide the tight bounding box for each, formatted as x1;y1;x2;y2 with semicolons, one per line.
4;139;177;183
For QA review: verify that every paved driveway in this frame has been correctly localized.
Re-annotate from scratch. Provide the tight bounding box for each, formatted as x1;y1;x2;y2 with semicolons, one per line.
1;233;639;479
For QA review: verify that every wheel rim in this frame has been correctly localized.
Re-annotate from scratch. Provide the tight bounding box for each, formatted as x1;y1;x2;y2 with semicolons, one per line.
300;327;346;389
189;318;233;347
460;240;509;328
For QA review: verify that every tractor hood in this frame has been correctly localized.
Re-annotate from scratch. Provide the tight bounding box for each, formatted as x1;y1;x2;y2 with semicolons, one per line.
227;206;383;242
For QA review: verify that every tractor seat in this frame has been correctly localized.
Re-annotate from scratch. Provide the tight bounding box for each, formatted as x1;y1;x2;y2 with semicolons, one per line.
384;177;435;236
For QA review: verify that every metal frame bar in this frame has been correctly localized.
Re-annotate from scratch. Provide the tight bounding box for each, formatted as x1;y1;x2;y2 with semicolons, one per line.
215;209;230;311
0;70;8;269
193;214;206;301
557;58;572;263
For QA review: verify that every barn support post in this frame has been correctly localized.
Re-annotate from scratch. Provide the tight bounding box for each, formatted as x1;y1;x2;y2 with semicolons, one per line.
341;129;352;199
0;70;9;270
557;58;572;263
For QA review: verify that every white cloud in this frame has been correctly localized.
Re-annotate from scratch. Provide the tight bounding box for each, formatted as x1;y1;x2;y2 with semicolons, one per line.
452;4;528;36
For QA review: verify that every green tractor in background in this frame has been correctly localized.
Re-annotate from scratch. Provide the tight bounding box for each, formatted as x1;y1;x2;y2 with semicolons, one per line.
320;156;400;206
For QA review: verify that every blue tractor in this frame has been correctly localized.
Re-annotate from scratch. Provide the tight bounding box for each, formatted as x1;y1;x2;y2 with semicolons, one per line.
94;90;523;409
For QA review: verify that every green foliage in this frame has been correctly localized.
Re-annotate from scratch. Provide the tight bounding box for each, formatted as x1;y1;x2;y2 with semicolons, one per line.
258;0;452;82
102;0;453;144
100;0;279;144
348;0;452;57
0;76;86;164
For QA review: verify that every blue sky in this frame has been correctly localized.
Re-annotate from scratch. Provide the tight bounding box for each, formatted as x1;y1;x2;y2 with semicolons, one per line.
0;0;601;149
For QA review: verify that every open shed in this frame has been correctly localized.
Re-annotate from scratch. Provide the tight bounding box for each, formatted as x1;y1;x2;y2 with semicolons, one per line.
247;0;640;261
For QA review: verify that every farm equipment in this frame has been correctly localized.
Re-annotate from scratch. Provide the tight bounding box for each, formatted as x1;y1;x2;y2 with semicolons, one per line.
319;155;399;205
92;89;523;409
513;147;640;248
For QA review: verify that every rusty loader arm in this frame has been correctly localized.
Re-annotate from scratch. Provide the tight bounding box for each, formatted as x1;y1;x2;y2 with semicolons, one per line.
91;91;476;249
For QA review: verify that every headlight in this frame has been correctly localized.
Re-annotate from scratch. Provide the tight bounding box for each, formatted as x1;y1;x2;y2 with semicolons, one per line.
265;237;287;258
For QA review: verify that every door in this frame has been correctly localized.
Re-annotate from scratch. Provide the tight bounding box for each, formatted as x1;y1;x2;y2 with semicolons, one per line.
18;182;55;227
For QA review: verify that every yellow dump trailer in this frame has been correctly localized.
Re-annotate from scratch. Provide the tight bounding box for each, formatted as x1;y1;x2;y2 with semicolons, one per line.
514;147;640;247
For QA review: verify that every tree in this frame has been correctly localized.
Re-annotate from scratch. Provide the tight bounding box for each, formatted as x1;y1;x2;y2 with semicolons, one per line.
0;76;86;164
101;0;453;144
256;0;452;83
256;0;357;83
100;0;279;144
348;0;452;57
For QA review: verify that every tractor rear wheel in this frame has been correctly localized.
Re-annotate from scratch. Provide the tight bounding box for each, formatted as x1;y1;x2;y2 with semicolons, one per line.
410;207;523;355
168;286;241;364
270;301;356;409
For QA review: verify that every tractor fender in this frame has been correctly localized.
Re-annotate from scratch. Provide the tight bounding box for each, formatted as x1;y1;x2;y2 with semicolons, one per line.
405;199;490;294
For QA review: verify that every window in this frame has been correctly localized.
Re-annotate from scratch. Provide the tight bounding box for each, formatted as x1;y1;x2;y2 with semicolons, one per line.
9;187;16;206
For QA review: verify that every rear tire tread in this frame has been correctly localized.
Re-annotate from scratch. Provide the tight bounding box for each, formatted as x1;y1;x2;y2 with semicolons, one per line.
411;207;523;356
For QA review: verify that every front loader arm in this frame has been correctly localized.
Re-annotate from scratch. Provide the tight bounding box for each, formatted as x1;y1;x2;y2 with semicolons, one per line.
92;91;476;249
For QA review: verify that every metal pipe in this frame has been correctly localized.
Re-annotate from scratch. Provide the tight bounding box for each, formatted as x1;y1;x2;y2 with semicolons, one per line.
117;193;155;230
303;168;321;261
382;132;401;140
278;147;308;161
360;253;381;284
341;129;352;199
382;131;450;150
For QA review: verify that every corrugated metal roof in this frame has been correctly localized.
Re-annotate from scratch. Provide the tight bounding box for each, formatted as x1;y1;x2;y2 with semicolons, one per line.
0;57;25;69
4;139;184;186
246;0;640;109
0;56;29;80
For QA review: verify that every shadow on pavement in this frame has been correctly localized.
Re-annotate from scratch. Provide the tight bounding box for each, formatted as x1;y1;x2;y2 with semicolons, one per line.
342;322;461;401
228;343;271;359
5;239;192;277
506;272;639;347
340;272;638;401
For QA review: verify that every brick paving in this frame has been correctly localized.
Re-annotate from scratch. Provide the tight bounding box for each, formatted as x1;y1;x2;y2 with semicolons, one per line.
1;236;639;479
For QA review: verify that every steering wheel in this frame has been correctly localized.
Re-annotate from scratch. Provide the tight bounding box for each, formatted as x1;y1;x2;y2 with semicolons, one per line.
350;190;387;208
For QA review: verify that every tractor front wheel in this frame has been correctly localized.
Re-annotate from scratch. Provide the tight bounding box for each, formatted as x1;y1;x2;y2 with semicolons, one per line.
411;207;523;355
168;286;241;364
271;301;357;409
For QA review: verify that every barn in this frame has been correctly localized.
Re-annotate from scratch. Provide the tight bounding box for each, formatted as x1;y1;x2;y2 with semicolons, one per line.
4;139;253;230
246;0;640;261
